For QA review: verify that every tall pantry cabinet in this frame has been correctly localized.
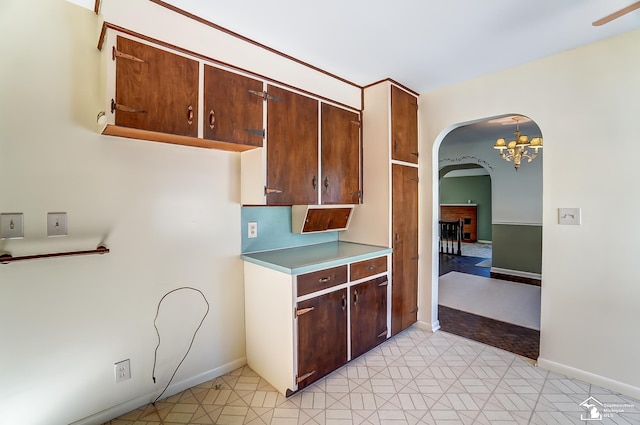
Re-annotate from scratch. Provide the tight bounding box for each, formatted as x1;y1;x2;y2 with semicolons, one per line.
341;80;419;335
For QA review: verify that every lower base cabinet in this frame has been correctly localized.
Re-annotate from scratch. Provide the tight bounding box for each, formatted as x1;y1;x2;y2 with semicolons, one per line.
243;254;390;395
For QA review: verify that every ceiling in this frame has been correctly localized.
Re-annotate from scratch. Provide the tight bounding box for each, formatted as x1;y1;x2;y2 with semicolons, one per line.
87;0;640;93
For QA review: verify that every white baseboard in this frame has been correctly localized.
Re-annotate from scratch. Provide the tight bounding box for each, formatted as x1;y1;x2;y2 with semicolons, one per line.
490;267;541;281
71;357;247;425
414;320;440;332
537;357;640;400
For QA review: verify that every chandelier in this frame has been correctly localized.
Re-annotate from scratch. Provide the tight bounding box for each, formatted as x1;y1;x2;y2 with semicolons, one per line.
493;117;543;170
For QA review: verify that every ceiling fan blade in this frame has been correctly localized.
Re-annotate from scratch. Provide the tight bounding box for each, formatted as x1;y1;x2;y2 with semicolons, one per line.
593;1;640;26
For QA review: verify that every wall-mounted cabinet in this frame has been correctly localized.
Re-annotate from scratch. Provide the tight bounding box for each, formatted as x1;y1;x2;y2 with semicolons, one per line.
241;96;362;206
203;65;264;147
291;205;355;234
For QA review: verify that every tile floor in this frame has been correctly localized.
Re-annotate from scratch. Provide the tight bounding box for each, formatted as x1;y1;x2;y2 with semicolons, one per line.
105;328;639;424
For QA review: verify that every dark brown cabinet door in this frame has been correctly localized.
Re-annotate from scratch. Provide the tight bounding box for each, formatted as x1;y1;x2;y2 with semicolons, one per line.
321;103;361;204
302;208;352;233
351;276;388;359
266;85;319;205
203;65;264;147
297;289;347;390
391;86;418;164
391;164;419;335
114;36;199;137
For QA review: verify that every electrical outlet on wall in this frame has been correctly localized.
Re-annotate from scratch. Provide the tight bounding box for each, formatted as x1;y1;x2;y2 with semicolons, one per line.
114;359;131;383
248;222;258;238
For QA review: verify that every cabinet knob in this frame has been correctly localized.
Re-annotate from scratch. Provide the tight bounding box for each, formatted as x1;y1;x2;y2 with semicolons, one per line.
318;277;331;284
324;177;329;190
312;175;317;189
209;110;216;129
187;105;194;125
353;289;358;305
341;294;346;311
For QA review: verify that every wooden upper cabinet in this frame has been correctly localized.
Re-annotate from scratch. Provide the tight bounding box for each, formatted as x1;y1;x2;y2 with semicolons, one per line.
321;103;361;204
391;164;419;335
391;85;418;164
266;85;319;205
114;36;198;137
203;66;264;147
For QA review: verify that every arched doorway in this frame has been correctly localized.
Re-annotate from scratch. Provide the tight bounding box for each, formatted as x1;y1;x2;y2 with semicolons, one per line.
433;114;543;359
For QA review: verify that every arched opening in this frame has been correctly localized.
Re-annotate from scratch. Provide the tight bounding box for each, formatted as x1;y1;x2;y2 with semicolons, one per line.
432;114;543;359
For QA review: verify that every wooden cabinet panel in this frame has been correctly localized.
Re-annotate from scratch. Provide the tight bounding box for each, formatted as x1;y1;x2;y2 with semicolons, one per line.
302;208;352;233
297;289;347;390
321;103;361;204
203;65;264;146
115;36;199;137
266;85;319;205
297;265;348;297
391;164;419;335
350;256;387;282
391;86;418;164
351;276;388;359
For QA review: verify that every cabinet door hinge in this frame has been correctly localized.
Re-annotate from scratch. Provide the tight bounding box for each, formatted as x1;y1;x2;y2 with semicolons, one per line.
295;306;315;317
111;99;146;114
410;307;419;314
350;120;361;127
411;255;419;260
410;177;419;182
245;128;265;138
411;152;419;158
248;89;283;102
112;47;146;63
296;370;316;383
378;280;389;287
265;186;283;195
377;329;388;338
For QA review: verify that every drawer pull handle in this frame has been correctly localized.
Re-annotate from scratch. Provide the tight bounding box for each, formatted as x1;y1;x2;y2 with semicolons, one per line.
209;110;215;129
318;277;331;283
297;370;316;383
187;105;194;125
341;294;346;311
367;265;376;271
353;289;358;305
377;330;388;338
296;307;314;317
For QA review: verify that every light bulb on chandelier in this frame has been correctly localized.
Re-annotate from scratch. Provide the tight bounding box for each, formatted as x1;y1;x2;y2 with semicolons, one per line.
493;116;543;171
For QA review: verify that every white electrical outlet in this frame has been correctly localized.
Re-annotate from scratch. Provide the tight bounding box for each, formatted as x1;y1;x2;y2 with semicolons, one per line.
248;222;258;238
114;359;131;383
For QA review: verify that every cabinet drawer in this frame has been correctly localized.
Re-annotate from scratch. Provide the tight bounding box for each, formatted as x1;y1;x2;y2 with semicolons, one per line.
297;266;348;297
350;256;387;281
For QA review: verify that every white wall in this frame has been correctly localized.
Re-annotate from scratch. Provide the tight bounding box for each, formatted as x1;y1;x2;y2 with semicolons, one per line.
419;28;640;398
0;2;242;424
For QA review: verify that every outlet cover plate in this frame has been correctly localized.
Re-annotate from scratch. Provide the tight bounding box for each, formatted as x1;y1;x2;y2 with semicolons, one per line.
248;221;258;238
114;359;131;383
1;213;24;239
47;212;67;237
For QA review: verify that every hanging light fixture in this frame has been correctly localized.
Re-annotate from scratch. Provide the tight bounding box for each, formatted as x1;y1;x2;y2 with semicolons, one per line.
493;116;543;170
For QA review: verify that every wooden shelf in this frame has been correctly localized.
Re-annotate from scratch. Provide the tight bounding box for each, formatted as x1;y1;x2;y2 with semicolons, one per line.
103;125;259;152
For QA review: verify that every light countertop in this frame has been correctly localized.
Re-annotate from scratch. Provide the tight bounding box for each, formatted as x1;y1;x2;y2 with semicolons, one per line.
241;241;392;275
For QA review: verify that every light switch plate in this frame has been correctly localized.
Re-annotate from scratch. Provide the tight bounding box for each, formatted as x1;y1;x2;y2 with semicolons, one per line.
558;208;581;225
47;212;67;237
1;213;24;239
